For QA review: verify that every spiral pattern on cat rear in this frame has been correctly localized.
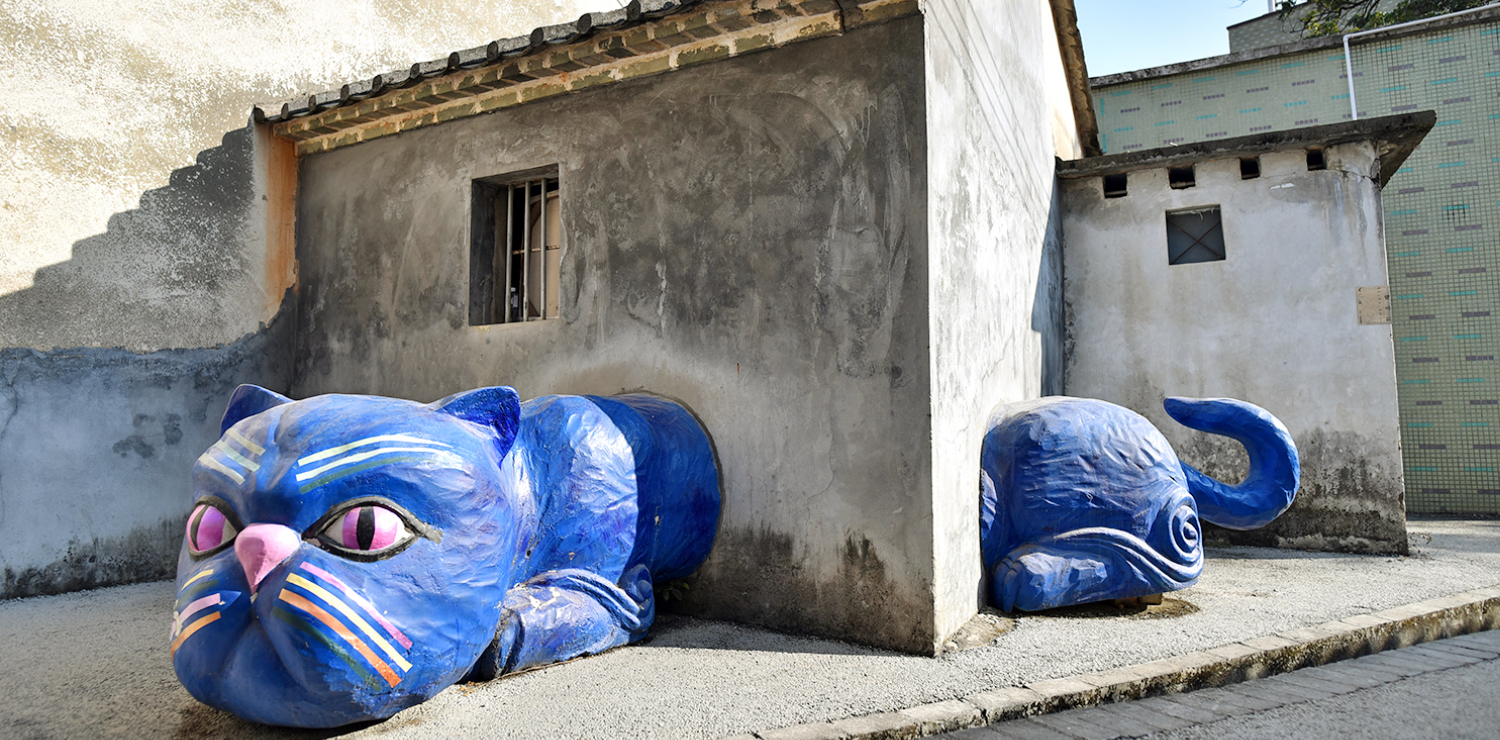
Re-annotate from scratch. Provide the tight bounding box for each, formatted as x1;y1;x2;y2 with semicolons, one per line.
980;395;1295;613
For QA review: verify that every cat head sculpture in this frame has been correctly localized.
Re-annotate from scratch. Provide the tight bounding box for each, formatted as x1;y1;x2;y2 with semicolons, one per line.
171;384;527;727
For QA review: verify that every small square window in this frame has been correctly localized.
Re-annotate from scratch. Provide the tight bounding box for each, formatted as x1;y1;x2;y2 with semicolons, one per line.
1166;206;1226;265
1306;148;1326;171
1168;165;1196;189
470;167;561;325
1240;156;1261;180
1103;173;1128;198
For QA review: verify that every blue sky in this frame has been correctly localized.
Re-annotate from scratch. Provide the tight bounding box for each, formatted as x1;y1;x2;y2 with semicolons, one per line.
1075;0;1277;77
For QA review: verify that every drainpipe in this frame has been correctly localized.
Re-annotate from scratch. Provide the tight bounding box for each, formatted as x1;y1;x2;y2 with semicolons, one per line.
1343;3;1500;120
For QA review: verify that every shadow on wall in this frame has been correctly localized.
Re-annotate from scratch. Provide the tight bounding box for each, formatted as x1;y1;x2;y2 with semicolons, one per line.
0;126;294;599
1033;183;1065;397
0;126;266;351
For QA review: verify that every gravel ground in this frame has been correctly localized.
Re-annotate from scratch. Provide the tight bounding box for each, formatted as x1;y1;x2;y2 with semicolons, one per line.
2;519;1496;740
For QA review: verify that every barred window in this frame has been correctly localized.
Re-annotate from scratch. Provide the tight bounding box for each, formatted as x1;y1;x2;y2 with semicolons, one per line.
470;166;561;325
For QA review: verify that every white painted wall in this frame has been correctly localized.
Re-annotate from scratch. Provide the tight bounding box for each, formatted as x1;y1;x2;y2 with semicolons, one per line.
924;0;1079;649
1062;142;1408;553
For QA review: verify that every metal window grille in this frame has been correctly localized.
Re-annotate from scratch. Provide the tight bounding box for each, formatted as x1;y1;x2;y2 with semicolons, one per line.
470;167;561;325
1166;206;1226;265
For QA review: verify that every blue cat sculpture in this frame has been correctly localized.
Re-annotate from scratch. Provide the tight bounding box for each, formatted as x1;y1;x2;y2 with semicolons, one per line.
980;396;1298;613
171;385;720;728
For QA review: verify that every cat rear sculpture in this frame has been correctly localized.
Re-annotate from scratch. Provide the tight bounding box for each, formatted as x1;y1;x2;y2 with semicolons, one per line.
980;396;1298;613
170;385;720;727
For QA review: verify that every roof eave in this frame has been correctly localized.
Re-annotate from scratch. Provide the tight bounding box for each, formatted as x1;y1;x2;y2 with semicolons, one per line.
1056;110;1436;188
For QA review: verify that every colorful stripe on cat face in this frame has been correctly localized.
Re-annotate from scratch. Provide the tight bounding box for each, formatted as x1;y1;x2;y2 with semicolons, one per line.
293;434;463;495
272;563;414;688
170;568;237;656
197;429;267;486
298;562;412;649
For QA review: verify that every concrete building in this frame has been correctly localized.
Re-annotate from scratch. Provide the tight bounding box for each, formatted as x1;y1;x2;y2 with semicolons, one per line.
2;0;1432;657
1227;0;1404;53
1;0;1106;656
1092;6;1500;515
1061;113;1434;554
264;0;1096;655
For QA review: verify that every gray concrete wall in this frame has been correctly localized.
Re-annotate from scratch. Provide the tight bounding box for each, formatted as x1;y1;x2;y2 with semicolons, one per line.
922;0;1078;645
1061;142;1408;554
0;319;293;598
292;18;935;653
0;0;606;597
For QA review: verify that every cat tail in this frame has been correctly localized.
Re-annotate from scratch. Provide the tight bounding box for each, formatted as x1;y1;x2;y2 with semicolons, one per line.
1163;397;1300;531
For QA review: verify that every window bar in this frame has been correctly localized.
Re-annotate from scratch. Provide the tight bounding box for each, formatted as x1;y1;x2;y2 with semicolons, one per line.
539;179;548;320
502;183;514;324
521;179;532;321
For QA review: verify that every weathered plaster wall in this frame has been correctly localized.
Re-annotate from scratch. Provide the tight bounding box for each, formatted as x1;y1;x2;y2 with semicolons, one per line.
0;0;605;597
1062;142;1409;554
923;0;1077;648
0;126;299;599
292;19;934;653
0;314;293;598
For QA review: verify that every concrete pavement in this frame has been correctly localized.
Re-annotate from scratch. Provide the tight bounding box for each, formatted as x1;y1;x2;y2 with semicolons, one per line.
0;519;1497;739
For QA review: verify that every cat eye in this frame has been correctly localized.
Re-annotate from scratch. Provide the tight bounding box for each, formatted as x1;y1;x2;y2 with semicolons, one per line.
310;500;426;561
186;501;241;557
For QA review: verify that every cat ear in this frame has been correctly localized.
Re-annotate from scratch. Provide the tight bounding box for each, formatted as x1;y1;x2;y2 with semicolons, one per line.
221;384;293;435
430;386;522;453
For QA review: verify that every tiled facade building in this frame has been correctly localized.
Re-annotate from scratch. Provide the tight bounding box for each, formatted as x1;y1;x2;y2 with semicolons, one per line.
1226;0;1404;53
1092;7;1500;514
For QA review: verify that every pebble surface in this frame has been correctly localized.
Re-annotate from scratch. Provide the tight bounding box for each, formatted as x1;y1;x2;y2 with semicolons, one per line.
1;520;1496;740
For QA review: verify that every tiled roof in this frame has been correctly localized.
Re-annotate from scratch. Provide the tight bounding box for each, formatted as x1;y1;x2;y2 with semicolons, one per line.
255;0;918;155
254;0;678;124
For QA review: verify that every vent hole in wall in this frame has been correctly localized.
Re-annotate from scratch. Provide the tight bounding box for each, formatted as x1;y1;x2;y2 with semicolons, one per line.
1307;149;1326;171
1103;173;1128;199
1240;156;1261;180
1168;166;1196;189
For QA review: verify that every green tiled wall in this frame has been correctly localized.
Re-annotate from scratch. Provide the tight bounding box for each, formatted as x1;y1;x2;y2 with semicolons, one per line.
1229;12;1307;53
1093;20;1500;514
1227;1;1403;53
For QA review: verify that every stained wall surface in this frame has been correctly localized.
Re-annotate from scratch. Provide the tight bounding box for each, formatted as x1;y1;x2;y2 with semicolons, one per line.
1093;11;1500;514
1061;143;1409;554
292;18;936;653
0;0;604;597
922;0;1076;647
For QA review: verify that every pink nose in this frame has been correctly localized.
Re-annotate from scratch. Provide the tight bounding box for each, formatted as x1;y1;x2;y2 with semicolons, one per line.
235;523;302;593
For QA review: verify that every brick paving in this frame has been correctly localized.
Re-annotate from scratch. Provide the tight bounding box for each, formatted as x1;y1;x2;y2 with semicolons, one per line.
942;630;1500;740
